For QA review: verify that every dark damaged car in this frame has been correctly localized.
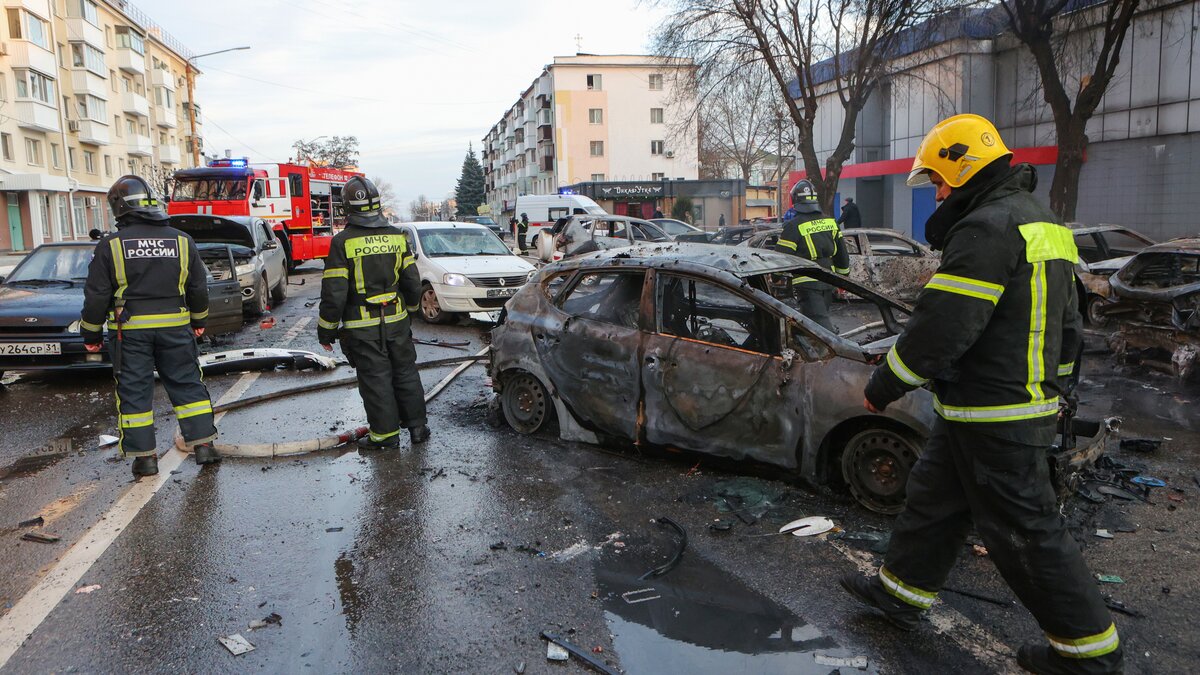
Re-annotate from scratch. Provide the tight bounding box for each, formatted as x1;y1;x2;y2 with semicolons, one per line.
493;243;932;513
1101;238;1200;379
490;243;1116;513
0;241;242;379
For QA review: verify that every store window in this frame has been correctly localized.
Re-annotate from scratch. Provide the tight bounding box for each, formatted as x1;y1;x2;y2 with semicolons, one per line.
56;195;68;240
40;194;52;240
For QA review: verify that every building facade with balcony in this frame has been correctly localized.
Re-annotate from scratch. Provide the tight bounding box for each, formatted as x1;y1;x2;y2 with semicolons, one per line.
0;0;205;253
482;54;699;218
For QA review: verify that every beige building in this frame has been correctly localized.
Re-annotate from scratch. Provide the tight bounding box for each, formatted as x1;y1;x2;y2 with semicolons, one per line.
0;0;204;253
483;54;699;216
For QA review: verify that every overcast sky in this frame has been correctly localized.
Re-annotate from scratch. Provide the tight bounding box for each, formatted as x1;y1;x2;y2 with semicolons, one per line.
140;0;669;210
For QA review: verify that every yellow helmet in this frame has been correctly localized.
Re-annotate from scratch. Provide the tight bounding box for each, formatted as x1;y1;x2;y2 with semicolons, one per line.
907;114;1011;188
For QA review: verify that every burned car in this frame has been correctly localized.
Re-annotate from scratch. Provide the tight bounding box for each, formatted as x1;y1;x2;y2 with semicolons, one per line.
491;243;1113;513
1101;239;1200;379
494;243;936;514
536;215;672;262
739;227;940;301
1069;223;1155;325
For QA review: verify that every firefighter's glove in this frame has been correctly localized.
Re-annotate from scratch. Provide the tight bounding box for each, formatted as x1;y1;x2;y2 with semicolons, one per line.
317;326;338;346
864;366;908;413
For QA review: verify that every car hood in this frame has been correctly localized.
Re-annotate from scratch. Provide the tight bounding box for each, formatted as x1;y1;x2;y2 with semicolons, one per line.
197;242;255;260
0;285;82;326
423;254;534;275
173;219;255;249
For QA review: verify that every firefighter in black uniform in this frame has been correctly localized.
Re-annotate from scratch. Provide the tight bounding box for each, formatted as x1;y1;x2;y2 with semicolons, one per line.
773;179;850;331
318;176;430;450
839;114;1121;674
81;175;218;477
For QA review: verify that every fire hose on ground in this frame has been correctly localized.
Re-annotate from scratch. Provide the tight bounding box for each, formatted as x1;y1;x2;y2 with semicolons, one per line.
173;348;489;458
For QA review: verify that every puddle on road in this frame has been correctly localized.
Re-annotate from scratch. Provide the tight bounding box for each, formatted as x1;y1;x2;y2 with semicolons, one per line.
597;541;873;674
0;451;69;481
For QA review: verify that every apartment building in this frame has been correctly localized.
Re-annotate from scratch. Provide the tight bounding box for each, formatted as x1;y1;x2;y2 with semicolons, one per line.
0;0;205;253
793;2;1200;242
482;54;699;217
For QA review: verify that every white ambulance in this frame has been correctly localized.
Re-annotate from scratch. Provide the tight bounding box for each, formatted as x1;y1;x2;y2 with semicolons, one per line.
513;194;607;251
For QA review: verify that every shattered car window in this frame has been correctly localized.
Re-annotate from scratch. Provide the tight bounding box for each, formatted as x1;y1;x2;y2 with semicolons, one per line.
1102;230;1153;258
560;271;645;329
656;274;779;355
843;235;862;255
543;271;571;300
1074;233;1104;264
1122;253;1200;289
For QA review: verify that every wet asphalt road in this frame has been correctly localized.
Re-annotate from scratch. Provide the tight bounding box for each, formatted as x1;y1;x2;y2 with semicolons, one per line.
1;265;1199;674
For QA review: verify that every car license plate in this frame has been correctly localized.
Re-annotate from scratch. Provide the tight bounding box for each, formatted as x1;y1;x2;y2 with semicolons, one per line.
0;342;62;356
486;288;518;298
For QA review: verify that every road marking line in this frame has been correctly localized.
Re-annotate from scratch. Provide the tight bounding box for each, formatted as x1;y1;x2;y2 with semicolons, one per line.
829;541;1018;673
0;315;314;669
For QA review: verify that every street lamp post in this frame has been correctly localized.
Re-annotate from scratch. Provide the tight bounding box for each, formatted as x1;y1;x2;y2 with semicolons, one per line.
185;46;251;166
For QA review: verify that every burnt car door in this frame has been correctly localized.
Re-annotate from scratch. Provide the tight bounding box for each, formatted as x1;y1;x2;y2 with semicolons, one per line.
859;232;937;299
532;269;648;439
640;271;803;466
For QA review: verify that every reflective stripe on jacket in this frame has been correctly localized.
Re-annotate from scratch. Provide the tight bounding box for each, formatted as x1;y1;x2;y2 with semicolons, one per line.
774;212;850;275
865;165;1083;437
318;224;422;341
80;219;209;341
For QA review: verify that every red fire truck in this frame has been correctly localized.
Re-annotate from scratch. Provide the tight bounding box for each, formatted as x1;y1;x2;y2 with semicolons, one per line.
168;158;364;267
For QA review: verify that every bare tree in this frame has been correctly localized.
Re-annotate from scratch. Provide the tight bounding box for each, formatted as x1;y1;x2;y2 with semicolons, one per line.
292;136;360;169
698;64;783;181
999;0;1140;220
653;0;938;212
371;175;399;219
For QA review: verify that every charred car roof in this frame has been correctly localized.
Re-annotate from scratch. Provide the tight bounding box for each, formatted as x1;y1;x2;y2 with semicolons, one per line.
552;242;821;278
1141;238;1200;253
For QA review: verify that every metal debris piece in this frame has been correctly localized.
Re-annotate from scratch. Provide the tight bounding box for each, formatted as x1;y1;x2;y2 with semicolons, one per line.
639;517;687;581
20;532;59;544
325;527;344;533
1120;438;1161;453
780;516;835;537
514;661;526;674
545;641;569;661
17;516;44;528
1096;574;1124;584
98;435;119;448
218;633;255;656
972;544;989;557
1103;596;1144;618
74;584;101;594
1094;529;1115;540
197;348;339;376
1130;476;1166;487
814;653;869;669
248;612;282;630
621;588;661;605
541;631;619;675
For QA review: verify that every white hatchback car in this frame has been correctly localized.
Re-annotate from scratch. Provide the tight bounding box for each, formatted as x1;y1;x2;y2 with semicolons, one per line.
399;222;537;323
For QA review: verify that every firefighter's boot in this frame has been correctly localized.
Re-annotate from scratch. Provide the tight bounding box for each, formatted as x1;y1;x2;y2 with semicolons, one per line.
839;573;923;631
358;436;400;452
409;425;431;445
1018;644;1122;675
132;455;159;477
193;442;221;465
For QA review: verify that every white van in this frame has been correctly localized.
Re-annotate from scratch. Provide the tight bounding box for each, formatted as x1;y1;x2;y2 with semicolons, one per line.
513;194;607;250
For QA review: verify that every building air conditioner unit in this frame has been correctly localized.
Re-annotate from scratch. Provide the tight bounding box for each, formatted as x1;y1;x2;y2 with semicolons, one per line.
67;120;81;133
664;150;675;158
